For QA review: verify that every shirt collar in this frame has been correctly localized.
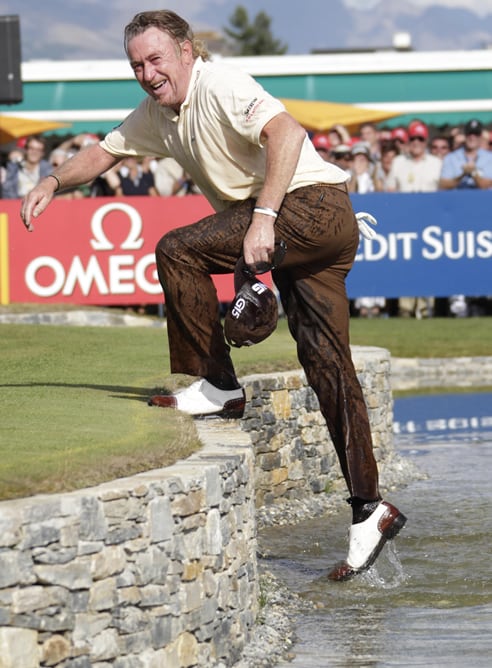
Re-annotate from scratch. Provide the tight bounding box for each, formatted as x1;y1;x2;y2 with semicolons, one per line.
181;57;204;109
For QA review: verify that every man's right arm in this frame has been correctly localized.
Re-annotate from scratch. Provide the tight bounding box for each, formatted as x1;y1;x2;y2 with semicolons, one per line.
21;144;121;231
438;175;462;190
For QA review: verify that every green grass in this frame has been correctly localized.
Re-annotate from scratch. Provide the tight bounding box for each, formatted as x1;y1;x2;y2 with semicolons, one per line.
348;316;492;358
0;324;199;500
0;315;490;500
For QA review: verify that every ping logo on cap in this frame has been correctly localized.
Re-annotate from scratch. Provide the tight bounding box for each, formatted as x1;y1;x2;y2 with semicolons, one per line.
251;281;268;294
231;297;246;319
224;243;286;348
231;282;270;319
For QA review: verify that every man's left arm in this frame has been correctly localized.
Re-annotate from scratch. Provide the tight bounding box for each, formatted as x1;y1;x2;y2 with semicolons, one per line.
242;112;306;267
471;171;492;189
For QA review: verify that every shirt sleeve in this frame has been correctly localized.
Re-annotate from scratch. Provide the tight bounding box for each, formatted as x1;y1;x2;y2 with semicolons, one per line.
439;152;460;179
476;150;492;178
101;99;171;159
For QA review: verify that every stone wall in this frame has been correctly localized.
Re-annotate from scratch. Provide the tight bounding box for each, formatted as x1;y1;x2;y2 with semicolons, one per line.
390;356;492;391
241;347;393;508
0;346;394;668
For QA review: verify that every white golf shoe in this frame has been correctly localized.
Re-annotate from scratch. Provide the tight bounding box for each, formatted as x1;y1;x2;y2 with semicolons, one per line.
148;378;246;419
328;501;407;581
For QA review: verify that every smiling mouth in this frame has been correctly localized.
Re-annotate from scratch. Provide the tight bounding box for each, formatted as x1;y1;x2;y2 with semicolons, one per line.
151;79;167;92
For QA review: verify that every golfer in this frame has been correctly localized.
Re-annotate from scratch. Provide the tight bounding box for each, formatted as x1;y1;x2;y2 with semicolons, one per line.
21;9;406;580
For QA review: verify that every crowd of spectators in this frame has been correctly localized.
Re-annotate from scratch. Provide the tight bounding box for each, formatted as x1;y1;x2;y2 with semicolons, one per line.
311;118;492;319
0;132;200;201
1;119;491;318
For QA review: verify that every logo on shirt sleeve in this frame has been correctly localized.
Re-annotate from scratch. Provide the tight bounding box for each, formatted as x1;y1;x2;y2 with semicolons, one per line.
243;97;265;122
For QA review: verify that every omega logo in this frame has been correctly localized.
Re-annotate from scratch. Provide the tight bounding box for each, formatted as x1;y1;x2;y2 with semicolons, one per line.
25;203;161;298
90;202;144;251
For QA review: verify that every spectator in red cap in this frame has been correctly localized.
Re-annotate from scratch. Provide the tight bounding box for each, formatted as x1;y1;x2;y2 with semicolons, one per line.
390;127;409;155
386;120;441;193
391;127;408;143
311;133;331;162
386;119;442;318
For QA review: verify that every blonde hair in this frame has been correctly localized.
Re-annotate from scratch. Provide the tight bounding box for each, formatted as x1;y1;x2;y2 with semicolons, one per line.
124;10;210;61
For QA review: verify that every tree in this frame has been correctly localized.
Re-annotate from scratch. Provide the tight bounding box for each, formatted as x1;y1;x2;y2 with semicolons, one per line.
224;6;288;56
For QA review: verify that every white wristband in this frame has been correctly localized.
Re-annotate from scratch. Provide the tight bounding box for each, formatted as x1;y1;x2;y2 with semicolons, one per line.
253;206;278;220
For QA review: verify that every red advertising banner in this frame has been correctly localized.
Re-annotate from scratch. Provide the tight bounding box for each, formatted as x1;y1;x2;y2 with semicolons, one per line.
2;191;491;307
0;196;269;306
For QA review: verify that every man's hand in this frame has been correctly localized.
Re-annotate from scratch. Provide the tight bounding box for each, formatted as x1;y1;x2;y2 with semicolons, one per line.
242;214;276;272
462;161;476;176
20;144;120;232
20;177;58;232
241;111;304;271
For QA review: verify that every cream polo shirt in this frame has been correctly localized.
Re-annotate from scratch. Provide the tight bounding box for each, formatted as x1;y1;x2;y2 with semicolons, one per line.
386;152;442;193
101;57;348;212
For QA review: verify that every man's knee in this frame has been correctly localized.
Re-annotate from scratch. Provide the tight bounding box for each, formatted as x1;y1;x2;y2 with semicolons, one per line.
155;228;186;263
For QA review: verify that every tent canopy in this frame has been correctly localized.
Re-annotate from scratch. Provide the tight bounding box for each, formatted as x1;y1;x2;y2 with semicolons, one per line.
280;98;400;134
0;115;70;145
0;101;399;145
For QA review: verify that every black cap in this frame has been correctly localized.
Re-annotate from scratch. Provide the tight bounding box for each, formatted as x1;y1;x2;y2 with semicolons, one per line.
224;241;286;348
464;119;483;136
224;266;278;348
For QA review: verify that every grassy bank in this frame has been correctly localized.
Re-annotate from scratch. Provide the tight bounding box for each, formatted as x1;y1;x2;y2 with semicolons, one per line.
0;315;490;500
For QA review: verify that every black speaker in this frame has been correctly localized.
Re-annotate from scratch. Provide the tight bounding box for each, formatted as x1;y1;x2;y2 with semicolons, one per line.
0;15;23;104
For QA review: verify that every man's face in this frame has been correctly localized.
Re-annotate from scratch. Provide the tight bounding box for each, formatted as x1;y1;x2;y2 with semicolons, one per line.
127;27;194;111
352;153;370;175
360;125;378;146
408;135;427;158
25;140;45;164
381;149;396;171
430;140;450;158
464;132;481;150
